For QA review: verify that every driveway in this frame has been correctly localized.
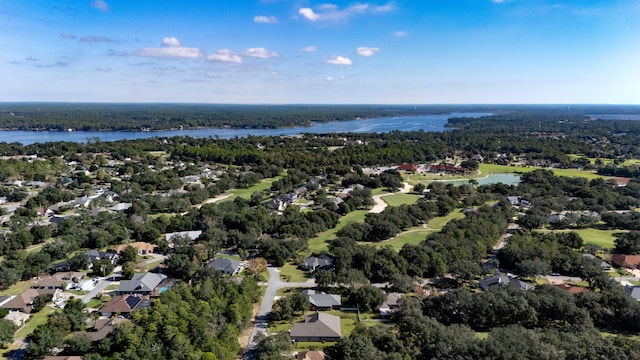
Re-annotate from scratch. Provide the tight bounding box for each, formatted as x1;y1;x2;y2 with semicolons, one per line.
81;279;112;304
245;267;316;359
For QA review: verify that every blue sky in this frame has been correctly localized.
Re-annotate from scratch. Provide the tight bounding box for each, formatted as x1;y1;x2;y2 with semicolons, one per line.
1;0;639;104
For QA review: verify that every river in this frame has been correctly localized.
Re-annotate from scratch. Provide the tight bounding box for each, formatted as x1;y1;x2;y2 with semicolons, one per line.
0;112;490;145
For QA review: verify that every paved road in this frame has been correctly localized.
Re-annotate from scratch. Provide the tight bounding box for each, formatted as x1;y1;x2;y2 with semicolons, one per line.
81;278;112;304
245;266;315;360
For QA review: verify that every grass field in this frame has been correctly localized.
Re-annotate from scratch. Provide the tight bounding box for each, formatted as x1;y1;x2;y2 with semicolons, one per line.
539;228;628;249
13;306;55;339
227;175;284;200
367;209;465;250
0;279;33;296
307;210;368;253
478;163;609;180
279;262;309;283
382;193;421;206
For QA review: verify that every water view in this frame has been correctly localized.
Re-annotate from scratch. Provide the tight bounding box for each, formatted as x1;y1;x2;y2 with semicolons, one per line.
430;173;522;186
0;112;490;145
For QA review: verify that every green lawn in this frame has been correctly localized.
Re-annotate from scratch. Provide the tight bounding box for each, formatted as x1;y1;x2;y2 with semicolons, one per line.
539;228;628;249
14;306;55;339
228;175;284;200
307;210;368;253
382;193;421;207
279;262;309;283
0;280;33;296
367;209;465;250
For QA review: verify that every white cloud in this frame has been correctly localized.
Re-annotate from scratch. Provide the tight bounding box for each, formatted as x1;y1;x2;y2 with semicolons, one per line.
137;47;203;59
357;47;380;56
299;8;320;21
162;37;182;47
300;46;318;52
327;55;352;65
244;47;280;58
254;15;278;24
393;31;408;37
299;2;393;22
91;0;109;12
207;49;242;63
326;76;334;81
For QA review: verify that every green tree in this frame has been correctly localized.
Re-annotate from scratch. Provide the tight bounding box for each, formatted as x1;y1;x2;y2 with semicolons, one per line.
121;261;136;280
0;319;18;347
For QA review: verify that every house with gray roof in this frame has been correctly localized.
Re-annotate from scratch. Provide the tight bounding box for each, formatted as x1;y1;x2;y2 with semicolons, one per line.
290;312;342;342
308;293;341;311
207;258;242;275
582;253;612;271
479;274;534;291
117;273;168;295
300;255;333;272
625;285;640;301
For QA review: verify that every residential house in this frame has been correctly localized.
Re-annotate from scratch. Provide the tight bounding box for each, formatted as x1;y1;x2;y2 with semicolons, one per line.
165;230;203;248
300;255;333;272
1;288;58;313
547;213;567;223
396;164;418;172
612;254;640;268
582;253;612;271
114;242;157;255
99;295;150;317
4;311;30;326
109;203;131;212
117;273;168;295
32;272;85;290
290;312;342;342
625;285;640;301
49;214;79;224
506;196;531;209
80;318;128;342
427;164;469;174
308;293;341;311
379;292;404;317
36;208;54;217
207;258;242;275
553;283;590;295
86;250;119;265
296;350;326;360
479;274;534;291
0;296;11;307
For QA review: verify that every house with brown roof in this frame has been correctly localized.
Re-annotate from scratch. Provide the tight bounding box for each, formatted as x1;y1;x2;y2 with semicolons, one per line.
114;242;157;255
0;288;57;313
396;164;418;172
612;254;640;268
290;312;342;342
78;318;128;342
99;295;150;317
32;272;85;290
553;283;590;295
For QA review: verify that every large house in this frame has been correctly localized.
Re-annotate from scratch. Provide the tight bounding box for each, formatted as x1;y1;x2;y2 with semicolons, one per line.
1;288;58;313
114;242;157;255
479;274;534;291
299;255;333;272
99;294;150;317
612;254;640;269
117;273;168;295
207;258;242;275
308;293;341;311
290;312;342;342
32;272;85;290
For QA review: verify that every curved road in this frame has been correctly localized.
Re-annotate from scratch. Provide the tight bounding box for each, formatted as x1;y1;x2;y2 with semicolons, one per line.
245;266;315;360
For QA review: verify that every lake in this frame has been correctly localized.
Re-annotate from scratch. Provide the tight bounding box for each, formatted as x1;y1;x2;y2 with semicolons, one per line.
431;173;521;186
0;112;490;145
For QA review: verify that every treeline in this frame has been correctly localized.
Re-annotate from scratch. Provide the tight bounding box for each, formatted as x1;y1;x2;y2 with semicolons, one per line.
327;295;640;360
0;103;494;131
